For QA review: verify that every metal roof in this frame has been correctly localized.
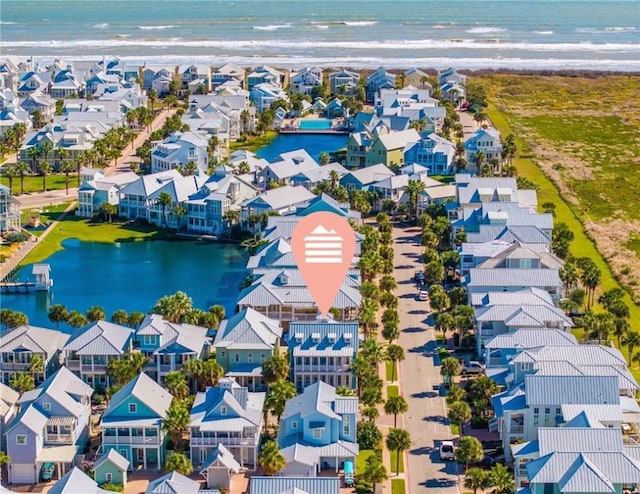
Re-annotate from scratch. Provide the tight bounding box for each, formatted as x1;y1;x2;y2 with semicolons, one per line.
485;328;577;349
214;307;282;351
92;448;130;472
466;268;561;288
105;372;172;420
0;325;69;357
63;320;134;356
249;477;340;494
538;427;624;455
524;375;619;406
145;471;201;494
200;443;241;474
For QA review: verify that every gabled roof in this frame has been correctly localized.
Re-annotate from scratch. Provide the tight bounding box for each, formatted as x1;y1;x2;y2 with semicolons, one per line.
249;477;341;494
281;381;358;421
374;129;420;151
200;443;241;474
343;164;395;187
145;471;201;494
524;375;619;406
485;328;577;350
48;467;111;494
105;372;172;420
63;320;134;356
537;427;624;455
92;448;130;472
512;345;627;367
214;307;282;351
0;383;19;415
466;268;561;288
242;186;316;210
137;314;209;355
0;325;69;357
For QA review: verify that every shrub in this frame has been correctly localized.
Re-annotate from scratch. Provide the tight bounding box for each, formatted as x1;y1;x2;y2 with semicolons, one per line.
5;231;29;244
100;483;124;493
357;421;382;450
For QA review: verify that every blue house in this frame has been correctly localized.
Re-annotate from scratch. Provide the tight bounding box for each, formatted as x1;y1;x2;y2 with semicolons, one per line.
277;381;359;476
189;377;265;470
6;367;93;484
135;313;211;384
100;372;172;471
92;449;130;487
288;319;360;392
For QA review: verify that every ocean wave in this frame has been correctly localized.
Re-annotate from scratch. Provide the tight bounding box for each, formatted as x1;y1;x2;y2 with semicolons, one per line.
0;21;17;25
314;25;330;29
341;21;377;26
3;38;637;53
24;53;640;72
534;31;553;35
137;25;175;30
116;34;131;39
605;26;636;32
467;27;507;34
252;24;292;31
93;23;109;29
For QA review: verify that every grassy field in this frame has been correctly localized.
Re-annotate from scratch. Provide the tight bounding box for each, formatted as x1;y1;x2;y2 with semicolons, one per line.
20;206;178;265
1;174;78;195
479;73;640;304
479;73;640;379
229;131;277;153
356;449;376;475
391;479;406;494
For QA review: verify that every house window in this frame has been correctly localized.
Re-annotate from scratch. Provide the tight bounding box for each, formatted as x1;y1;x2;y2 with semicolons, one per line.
248;353;253;363
105;473;113;483
292;421;298;429
235;354;239;362
16;434;27;445
129;403;137;413
544;408;550;415
221;351;225;357
119;449;128;459
343;416;350;436
313;429;322;439
221;406;227;415
43;402;51;411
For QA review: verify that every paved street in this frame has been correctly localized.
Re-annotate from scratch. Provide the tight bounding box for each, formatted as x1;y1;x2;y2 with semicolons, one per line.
394;223;461;494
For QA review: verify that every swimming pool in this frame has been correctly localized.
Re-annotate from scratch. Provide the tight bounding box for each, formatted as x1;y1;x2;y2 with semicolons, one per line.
298;118;333;130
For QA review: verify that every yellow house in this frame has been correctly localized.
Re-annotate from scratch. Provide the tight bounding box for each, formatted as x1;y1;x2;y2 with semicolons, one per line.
365;128;420;168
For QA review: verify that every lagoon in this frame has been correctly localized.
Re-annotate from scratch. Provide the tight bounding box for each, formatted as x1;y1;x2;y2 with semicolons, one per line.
4;239;248;330
256;133;347;162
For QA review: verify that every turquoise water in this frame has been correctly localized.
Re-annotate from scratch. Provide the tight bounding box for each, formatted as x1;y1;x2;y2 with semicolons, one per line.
298;119;333;130
0;0;638;71
256;133;347;162
2;239;248;331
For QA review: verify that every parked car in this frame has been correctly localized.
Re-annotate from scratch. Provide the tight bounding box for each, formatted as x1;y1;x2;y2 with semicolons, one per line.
418;290;429;301
414;271;425;283
41;462;55;481
439;440;455;461
461;360;485;374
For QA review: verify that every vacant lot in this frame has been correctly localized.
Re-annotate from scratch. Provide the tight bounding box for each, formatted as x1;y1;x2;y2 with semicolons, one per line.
479;73;640;303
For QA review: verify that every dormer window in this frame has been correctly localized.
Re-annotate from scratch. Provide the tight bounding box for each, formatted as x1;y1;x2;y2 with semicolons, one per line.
129;403;137;413
344;333;353;342
295;333;303;343
311;333;320;343
328;333;336;342
278;272;289;285
43;403;51;411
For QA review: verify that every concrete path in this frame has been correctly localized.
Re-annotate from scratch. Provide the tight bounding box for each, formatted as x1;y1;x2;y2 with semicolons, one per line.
393;223;461;494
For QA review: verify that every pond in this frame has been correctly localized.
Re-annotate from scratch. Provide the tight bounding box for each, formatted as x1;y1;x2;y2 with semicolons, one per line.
256;133;348;162
5;239;248;330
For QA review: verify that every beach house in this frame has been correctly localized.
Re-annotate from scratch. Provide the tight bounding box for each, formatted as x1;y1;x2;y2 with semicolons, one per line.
5;367;93;484
100;373;172;471
91;449;130;488
150;130;209;175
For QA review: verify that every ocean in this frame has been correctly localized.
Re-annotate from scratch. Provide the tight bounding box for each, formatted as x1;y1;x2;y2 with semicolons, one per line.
0;0;639;71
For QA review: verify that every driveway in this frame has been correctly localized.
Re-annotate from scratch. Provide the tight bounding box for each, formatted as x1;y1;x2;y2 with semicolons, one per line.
394;223;461;494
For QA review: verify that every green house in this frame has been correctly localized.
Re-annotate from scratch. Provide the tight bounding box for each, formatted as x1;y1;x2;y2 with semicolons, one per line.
92;449;129;487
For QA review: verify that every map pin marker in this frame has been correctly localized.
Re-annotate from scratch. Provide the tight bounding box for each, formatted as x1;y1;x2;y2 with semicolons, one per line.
291;211;357;318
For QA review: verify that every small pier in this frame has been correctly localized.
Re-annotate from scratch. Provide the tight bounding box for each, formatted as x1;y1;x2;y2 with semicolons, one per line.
0;263;53;293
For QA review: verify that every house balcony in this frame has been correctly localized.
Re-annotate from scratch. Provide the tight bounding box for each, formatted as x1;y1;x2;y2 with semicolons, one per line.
508;424;524;434
103;435;162;446
190;436;257;447
45;433;73;443
0;362;29;371
66;359;81;371
159;364;174;373
488;357;502;367
295;365;351;373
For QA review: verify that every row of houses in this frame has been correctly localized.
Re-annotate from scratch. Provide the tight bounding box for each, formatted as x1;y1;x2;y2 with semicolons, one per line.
447;175;640;491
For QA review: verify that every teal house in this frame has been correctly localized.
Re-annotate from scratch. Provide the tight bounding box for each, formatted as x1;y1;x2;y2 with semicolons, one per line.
92;449;129;487
100;373;172;471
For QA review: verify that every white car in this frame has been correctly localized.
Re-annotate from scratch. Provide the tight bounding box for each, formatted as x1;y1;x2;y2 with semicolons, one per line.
418;290;429;301
461;361;485;374
439;440;455;461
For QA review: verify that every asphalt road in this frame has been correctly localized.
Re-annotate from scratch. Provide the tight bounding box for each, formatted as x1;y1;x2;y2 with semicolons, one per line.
394;223;461;494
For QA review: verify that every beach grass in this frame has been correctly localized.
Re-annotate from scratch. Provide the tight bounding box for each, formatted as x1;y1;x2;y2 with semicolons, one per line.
1;174;75;194
481;73;640;381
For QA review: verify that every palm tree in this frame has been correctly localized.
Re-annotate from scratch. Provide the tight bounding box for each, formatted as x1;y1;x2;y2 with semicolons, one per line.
622;331;640;365
360;339;386;367
358;298;378;339
164;371;189;400
3;165;18;194
240;109;251;135
379;275;397;293
384;395;408;428
362;406;380;422
386;344;405;383
110;309;128;326
455;436;484;470
262;345;289;386
264;379;296;423
259;441;286;476
40;140;53;165
406;179;425;221
9;373;35;395
28;354;45;382
156;191;173;227
48;304;69;329
181;358;204;393
386;428;411;475
440;357;461;387
148;89;158;112
489;463;515;494
61;160;75;194
448;401;471;434
16;161;30;194
162;402;190;451
152;291;193;323
67;310;88;329
86;306;106;321
26;146;40;172
208;304;226;322
38;160;51;192
163;452;192;476
200;359;224;388
128;311;145;329
464;467;490;494
363;455;388;492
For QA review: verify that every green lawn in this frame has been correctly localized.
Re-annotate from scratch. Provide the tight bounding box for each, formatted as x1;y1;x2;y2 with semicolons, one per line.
355;449;377;475
387;385;398;398
386;361;395;382
229;131;277;153
1;174;78;195
389;450;404;474
392;479;406;494
20;207;179;266
451;423;461;436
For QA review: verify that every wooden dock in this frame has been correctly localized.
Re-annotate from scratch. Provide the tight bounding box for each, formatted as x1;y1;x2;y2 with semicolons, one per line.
0;281;36;293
